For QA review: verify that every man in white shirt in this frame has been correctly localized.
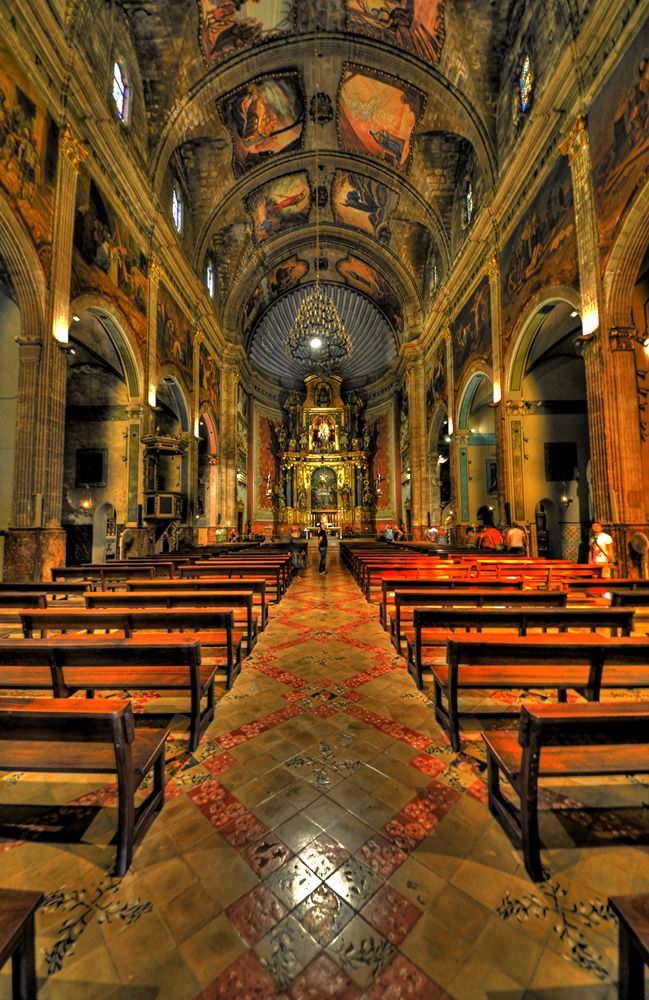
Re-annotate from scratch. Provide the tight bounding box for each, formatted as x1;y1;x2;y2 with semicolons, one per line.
588;522;614;577
505;523;528;555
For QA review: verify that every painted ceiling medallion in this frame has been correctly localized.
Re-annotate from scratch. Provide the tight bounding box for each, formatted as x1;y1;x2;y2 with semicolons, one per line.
218;72;305;178
346;0;446;65
198;0;296;68
337;65;425;173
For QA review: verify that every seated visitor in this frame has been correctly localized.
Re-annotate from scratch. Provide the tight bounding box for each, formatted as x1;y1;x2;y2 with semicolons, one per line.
478;524;503;549
465;526;477;548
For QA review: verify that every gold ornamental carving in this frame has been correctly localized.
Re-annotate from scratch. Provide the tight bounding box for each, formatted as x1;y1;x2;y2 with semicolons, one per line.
559;115;588;162
60;124;88;171
148;258;161;288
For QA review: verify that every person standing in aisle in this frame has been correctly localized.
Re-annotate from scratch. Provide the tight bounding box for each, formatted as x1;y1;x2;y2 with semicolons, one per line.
317;518;328;575
588;521;614;578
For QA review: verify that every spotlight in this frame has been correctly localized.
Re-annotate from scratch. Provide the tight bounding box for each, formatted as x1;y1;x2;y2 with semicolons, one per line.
310;337;322;350
570;310;578;318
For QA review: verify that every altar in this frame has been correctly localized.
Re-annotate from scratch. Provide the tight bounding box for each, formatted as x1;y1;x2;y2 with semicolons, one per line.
275;375;374;534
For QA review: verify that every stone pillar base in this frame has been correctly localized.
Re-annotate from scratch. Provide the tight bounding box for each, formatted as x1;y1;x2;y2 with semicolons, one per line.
3;528;67;583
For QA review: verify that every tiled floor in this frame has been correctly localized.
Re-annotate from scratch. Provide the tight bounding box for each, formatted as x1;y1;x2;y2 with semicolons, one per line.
0;545;647;998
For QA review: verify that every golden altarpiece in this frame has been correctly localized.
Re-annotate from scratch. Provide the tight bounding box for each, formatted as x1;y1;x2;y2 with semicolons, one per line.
276;376;374;533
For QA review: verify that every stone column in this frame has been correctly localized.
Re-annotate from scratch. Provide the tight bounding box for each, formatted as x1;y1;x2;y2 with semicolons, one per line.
219;361;239;532
404;348;428;540
561;116;645;570
487;254;508;525
144;257;160;435
5;125;87;580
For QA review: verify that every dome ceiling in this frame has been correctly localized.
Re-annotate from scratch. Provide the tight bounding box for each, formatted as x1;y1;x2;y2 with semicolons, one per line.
249;281;398;384
109;0;517;381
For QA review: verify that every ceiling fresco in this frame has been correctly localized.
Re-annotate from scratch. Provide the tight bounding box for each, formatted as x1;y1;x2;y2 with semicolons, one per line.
346;0;446;64
198;0;296;68
331;171;399;245
218;72;305;177
92;0;530;383
337;65;425;172
244;171;312;243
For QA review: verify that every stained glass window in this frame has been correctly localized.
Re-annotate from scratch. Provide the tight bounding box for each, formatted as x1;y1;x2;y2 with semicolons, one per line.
206;259;214;298
112;62;128;122
172;186;183;233
519;54;533;113
465;182;473;227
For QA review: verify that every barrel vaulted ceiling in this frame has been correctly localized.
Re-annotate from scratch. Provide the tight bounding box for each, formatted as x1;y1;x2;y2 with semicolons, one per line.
104;1;542;384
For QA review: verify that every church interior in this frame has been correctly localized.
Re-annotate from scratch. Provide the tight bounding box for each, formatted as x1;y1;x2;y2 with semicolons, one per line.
0;0;648;997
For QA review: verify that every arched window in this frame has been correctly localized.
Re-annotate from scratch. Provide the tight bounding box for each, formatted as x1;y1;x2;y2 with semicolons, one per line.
172;186;183;234
518;53;533;113
112;61;129;123
464;181;473;228
206;258;215;299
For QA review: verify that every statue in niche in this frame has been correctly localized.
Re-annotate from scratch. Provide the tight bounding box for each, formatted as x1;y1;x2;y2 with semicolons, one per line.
299;427;309;451
316;382;332;407
297;484;307;509
351;435;361;450
311;414;336;452
275;421;288;451
339;428;349;451
362;477;372;506
362;422;371;451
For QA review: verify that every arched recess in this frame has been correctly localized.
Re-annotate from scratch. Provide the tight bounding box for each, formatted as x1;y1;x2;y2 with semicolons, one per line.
143;372;191;551
0;193;48;542
506;293;589;559
603;180;649;518
456;367;495;525
196;409;219;529
92;501;117;563
0;256;21;576
428;404;451;525
62;305;142;564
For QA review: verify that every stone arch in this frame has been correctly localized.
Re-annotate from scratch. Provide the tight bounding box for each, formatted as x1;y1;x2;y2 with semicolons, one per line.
604;178;649;329
0;192;47;342
505;285;581;395
456;362;493;431
69;294;145;400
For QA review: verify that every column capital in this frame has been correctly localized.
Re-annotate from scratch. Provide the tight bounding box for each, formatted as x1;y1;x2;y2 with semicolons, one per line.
609;326;637;351
559;115;588;162
60;124;88;171
485;253;499;281
148;258;162;288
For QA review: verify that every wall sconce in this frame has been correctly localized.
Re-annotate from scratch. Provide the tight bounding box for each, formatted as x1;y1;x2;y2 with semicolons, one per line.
53;320;69;344
80;484;93;511
148;384;157;408
492;381;502;404
194;418;200;439
581;305;599;337
560;482;573;510
375;472;383;498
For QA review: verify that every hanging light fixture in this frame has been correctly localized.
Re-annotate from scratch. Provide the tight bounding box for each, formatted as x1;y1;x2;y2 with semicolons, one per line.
284;24;351;373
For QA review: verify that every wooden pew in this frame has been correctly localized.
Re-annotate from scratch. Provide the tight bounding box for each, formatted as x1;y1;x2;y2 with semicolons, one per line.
125;577;270;629
437;633;649;750
51;563;174;588
178;563;285;601
407;607;635;692
0;581;90;597
378;577;526;628
0;888;42;1000
0;636;215;751
192;555;293;593
609;894;649;1000
20;606;243;687
389;589;568;652
83;589;255;655
0;697;167;876
483;702;649;880
611;589;649;623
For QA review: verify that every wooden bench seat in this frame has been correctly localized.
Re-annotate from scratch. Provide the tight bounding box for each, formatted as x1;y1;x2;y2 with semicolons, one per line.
483;702;649;881
0;636;214;751
609;894;649;1000
82;591;258;652
179;564;284;601
378;577;527;627
437;633;649;750
125;577;270;629
0;887;43;1000
405;607;635;691
387;589;568;650
0;697;167;876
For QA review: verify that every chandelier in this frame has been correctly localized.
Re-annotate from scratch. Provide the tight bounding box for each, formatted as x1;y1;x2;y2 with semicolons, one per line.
284;26;351;373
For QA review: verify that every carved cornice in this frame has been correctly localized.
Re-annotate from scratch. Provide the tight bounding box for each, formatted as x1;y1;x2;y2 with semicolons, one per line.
560;115;588;163
60;124;88;171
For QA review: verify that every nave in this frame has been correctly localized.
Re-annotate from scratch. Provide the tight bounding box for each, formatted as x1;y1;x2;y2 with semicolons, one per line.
0;545;647;999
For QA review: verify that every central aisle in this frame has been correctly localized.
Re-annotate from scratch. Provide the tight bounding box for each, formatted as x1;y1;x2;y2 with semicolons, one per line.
0;544;642;1000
